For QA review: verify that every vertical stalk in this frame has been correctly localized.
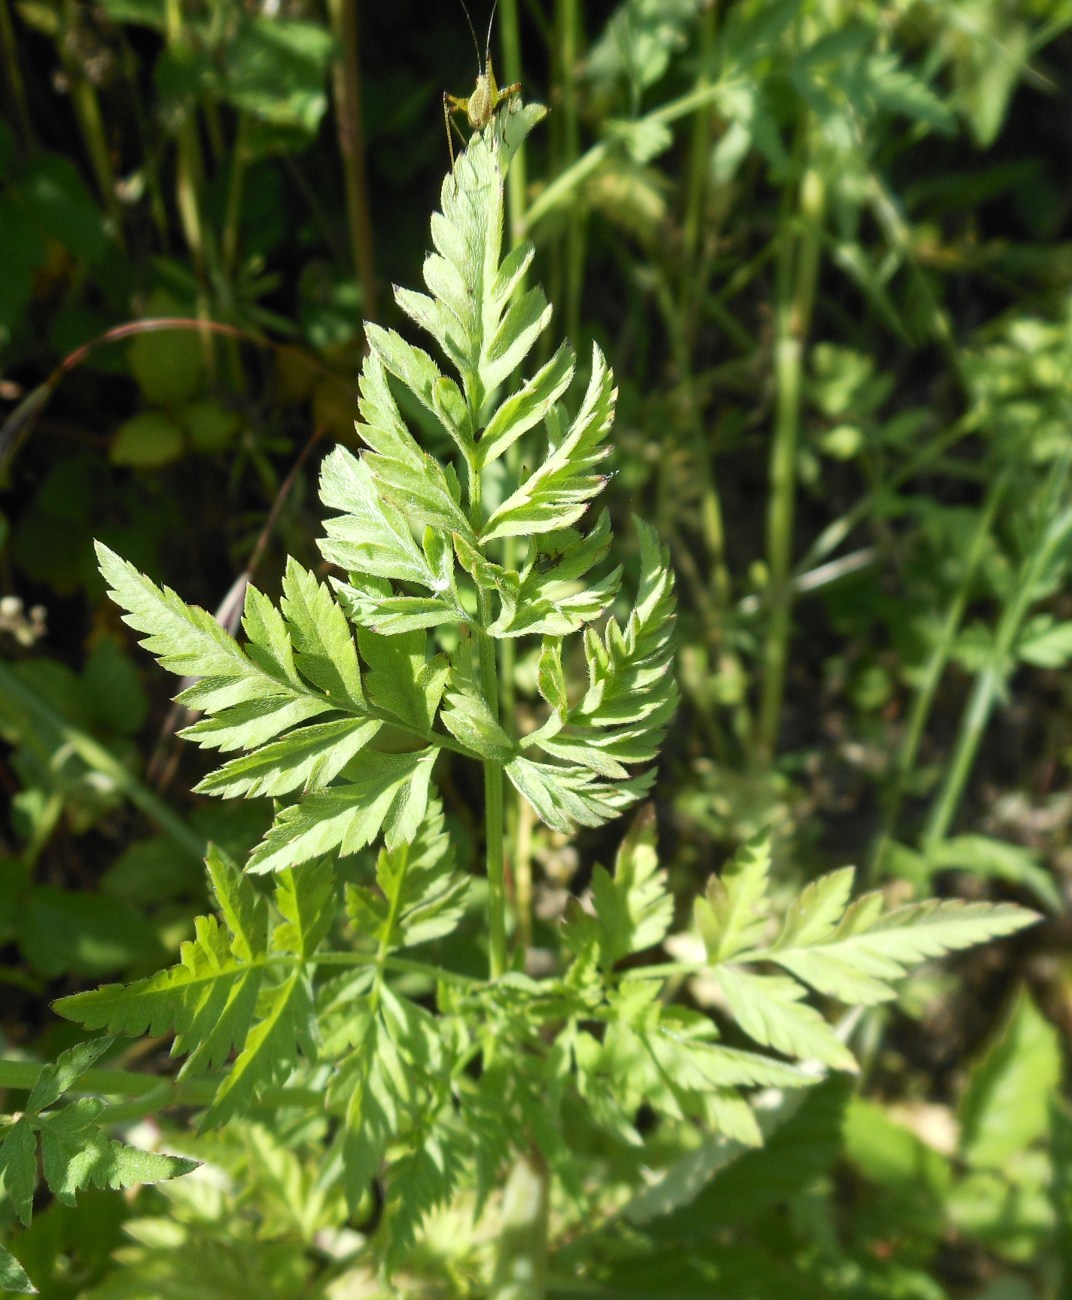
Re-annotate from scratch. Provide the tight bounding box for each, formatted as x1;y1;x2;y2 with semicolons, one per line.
497;0;527;248
469;463;508;982
479;614;509;981
557;0;582;346
327;0;378;321
756;161;824;762
869;472;1008;880
164;0;213;369
0;0;32;148
922;461;1072;850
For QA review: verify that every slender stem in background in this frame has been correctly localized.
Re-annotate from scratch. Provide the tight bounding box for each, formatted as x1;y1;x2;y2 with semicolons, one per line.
0;661;207;862
869;470;1008;881
327;0;378;321
556;0;583;345
922;458;1072;850
478;597;508;981
497;0;527;248
164;0;214;372
221;114;249;280
0;0;32;147
522;78;740;234
756;161;824;762
680;0;718;305
59;0;124;239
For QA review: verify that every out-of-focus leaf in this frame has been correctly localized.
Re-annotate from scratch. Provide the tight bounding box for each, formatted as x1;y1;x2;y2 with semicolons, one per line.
959;989;1062;1168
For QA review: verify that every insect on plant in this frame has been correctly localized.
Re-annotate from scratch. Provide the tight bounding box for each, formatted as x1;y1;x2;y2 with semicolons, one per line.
443;0;522;166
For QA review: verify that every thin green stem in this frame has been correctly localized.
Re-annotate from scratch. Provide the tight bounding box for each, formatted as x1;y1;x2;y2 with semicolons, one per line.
0;661;206;861
470;463;509;983
557;0;583;344
479;609;508;981
0;0;32;148
327;0;378;320
523;78;742;233
498;0;527;248
756;162;825;762
220;114;249;280
869;470;1008;880
922;464;1072;850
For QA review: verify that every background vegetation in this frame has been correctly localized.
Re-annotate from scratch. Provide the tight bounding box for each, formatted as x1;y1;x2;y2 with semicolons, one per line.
1;0;1071;1295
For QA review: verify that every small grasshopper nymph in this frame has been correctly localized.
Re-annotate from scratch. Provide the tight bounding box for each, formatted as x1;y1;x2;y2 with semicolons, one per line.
443;0;522;167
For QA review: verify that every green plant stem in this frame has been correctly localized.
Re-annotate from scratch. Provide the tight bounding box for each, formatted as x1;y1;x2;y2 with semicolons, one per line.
555;0;583;344
756;162;825;762
922;464;1072;850
0;0;32;147
794;413;976;577
479;616;509;982
164;0;213;369
681;0;718;281
522;78;740;233
220;114;249;280
0;661;206;861
327;0;378;321
470;465;509;982
869;470;1008;880
497;0;527;248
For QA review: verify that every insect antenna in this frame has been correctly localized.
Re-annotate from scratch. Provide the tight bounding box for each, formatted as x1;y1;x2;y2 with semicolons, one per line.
454;0;484;73
483;0;501;66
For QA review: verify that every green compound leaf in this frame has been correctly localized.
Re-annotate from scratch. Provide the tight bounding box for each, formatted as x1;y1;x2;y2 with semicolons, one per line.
280;557;365;705
26;1035;114;1113
55;854;331;1125
0;1041;197;1233
246;748;437;874
477;340;575;468
695;833;772;963
714;966;858;1072
195;715;381;799
509;521;676;832
958;987;1062;1168
356;627;449;734
565;806;673;966
693;835;1038;1074
384;1111;467;1265
37;1098;196;1203
330;987;451;1225
345;800;470;951
320;445;453;589
765;895;1038;1006
480;345;615;541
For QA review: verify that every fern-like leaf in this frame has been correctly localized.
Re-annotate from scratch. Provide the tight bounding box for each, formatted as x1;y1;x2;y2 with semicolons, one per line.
0;1039;196;1230
345;799;471;951
55;853;332;1124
